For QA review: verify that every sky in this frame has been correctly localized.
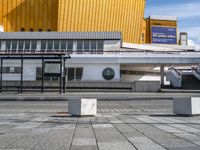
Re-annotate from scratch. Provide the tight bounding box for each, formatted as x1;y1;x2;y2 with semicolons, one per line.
145;0;200;49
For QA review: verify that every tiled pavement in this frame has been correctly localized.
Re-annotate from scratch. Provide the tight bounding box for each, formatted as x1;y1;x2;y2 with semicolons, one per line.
0;100;200;150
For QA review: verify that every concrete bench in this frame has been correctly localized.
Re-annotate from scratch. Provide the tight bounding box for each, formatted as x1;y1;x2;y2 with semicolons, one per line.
68;98;97;116
173;97;200;116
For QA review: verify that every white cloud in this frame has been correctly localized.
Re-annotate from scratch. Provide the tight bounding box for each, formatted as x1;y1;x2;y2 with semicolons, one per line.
180;26;200;49
188;39;200;50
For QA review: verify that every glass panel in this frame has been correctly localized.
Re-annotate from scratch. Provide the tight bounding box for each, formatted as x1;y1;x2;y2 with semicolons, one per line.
54;40;60;50
15;67;21;73
77;41;83;50
76;68;83;80
31;40;37;50
91;40;96;51
6;40;11;50
25;40;31;50
68;68;74;81
47;40;53;50
60;40;66;50
0;40;1;50
36;67;42;80
11;40;17;50
18;40;24;50
41;40;47;50
84;40;90;52
67;40;73;51
2;67;10;73
97;40;104;50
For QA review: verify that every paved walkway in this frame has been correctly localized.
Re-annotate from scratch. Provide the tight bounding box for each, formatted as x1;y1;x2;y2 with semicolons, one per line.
0;100;200;150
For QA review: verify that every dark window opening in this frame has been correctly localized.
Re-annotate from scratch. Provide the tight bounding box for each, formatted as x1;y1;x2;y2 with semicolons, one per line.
24;40;31;51
18;40;24;51
20;28;25;32
31;40;37;50
6;40;11;50
2;67;21;74
11;40;17;50
41;40;47;50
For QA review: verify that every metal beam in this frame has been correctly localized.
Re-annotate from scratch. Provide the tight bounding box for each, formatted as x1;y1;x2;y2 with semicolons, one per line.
59;57;62;94
0;58;3;93
160;65;165;87
63;58;66;93
41;57;44;93
20;57;24;93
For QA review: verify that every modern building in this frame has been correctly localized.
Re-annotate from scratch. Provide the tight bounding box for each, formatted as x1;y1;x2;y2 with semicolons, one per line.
0;0;145;43
0;32;200;92
144;16;178;45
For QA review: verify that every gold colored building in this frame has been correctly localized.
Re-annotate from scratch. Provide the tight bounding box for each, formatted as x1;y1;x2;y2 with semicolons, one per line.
0;0;146;43
144;16;178;44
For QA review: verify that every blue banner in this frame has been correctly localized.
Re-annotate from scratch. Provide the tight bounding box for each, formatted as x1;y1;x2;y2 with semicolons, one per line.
152;26;177;44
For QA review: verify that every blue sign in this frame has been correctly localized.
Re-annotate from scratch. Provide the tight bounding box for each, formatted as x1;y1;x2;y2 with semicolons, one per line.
152;26;177;44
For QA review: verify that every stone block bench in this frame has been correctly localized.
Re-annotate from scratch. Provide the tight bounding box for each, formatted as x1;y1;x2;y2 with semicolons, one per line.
173;97;200;116
68;98;97;116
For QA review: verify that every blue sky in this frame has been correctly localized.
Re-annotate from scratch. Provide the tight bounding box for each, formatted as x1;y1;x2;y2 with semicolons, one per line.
145;0;200;48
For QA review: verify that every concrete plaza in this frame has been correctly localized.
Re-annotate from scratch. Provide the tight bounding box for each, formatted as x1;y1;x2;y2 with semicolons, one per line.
1;96;200;150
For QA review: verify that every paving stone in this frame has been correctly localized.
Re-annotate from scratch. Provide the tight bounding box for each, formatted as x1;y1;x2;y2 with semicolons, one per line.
0;100;200;149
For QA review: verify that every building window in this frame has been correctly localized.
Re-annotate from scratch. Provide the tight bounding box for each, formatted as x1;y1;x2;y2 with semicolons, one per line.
67;40;73;53
41;40;47;50
25;40;31;51
77;41;83;54
97;40;104;53
20;28;25;32
30;28;34;32
91;40;97;53
2;67;21;74
11;40;18;51
66;67;83;81
31;40;37;50
54;40;60;51
38;29;42;32
6;40;11;50
47;40;53;50
84;40;90;52
47;29;51;32
18;40;24;51
60;40;67;51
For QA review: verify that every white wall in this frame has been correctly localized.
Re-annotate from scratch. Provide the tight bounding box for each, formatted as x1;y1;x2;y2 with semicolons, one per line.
66;63;120;81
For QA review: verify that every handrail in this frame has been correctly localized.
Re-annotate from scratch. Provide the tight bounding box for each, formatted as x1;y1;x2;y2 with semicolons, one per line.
0;49;199;55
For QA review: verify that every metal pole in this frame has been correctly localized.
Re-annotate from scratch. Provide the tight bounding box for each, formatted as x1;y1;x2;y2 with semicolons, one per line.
160;64;165;88
20;57;23;93
59;57;62;94
41;57;44;93
63;58;66;93
0;58;3;93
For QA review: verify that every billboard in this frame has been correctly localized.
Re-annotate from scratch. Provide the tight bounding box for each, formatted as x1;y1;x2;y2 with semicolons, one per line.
151;26;177;44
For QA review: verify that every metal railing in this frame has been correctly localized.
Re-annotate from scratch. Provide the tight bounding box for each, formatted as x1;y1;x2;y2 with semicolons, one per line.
0;49;200;55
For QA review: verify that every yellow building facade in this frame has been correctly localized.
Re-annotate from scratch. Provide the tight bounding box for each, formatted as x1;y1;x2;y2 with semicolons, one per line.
144;16;178;44
0;0;146;43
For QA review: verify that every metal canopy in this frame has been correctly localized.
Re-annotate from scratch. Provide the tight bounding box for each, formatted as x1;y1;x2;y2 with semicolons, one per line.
0;53;70;94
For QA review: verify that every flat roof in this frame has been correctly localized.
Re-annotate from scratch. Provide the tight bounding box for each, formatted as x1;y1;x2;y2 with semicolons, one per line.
149;15;178;21
0;32;121;40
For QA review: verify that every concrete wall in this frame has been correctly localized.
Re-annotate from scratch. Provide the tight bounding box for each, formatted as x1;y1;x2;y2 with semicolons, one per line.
2;81;161;92
133;81;160;92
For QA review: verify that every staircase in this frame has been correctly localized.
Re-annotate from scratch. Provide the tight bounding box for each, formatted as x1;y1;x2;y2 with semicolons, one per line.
166;68;182;88
192;67;200;80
